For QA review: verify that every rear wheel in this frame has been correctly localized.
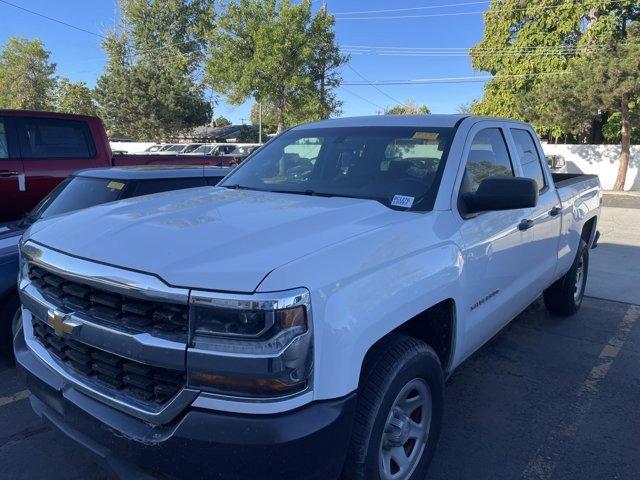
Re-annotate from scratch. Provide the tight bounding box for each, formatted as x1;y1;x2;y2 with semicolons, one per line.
342;334;443;480
543;239;589;316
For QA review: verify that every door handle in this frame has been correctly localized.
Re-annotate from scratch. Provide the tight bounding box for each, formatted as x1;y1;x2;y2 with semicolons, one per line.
0;170;19;177
549;206;561;217
518;219;534;231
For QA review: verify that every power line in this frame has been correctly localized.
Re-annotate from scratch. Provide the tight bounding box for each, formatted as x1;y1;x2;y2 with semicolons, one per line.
333;1;488;16
342;71;569;86
0;0;106;38
346;64;404;107
333;0;629;20
339;86;386;110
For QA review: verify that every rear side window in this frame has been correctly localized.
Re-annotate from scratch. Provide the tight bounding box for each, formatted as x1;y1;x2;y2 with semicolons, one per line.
511;129;546;191
21;118;96;158
460;128;514;194
128;177;206;197
0;118;8;159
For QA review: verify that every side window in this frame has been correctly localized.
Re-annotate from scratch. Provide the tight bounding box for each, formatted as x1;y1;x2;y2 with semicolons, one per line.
511;129;546;191
128;177;206;197
461;128;514;194
21;118;96;159
0;118;8;159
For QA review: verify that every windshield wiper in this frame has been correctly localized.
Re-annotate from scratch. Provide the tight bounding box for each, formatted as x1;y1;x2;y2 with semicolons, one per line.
222;184;263;191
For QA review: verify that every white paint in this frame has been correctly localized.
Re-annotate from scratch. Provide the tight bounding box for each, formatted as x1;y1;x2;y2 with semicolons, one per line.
0;389;30;408
522;305;640;480
542;143;640;191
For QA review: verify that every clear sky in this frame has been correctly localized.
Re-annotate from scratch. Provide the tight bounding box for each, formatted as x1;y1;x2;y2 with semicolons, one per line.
0;0;490;124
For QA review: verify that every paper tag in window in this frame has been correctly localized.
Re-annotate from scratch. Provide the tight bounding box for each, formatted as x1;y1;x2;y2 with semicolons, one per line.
107;181;125;190
412;132;438;141
391;195;414;208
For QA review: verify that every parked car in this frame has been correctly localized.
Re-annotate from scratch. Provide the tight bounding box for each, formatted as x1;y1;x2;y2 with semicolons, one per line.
0;110;226;222
0;165;229;357
186;143;238;156
157;143;204;155
15;115;600;480
222;144;261;165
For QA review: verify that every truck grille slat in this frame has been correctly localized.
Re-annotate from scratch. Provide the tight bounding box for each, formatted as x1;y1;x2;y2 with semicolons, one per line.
32;319;185;406
29;265;188;341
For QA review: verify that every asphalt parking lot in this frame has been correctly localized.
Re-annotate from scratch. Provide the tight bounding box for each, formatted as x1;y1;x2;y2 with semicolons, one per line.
1;204;639;480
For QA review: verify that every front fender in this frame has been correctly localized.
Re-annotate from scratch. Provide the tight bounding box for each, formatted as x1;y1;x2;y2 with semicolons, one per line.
258;212;464;400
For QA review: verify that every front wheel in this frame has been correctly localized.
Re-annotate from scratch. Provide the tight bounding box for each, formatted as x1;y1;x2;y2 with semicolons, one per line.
342;334;444;480
543;239;589;316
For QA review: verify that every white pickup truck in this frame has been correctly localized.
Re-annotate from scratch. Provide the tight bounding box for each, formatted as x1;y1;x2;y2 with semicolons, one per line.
15;115;600;480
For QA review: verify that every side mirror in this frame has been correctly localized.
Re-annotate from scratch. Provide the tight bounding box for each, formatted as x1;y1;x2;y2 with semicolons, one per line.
462;176;538;214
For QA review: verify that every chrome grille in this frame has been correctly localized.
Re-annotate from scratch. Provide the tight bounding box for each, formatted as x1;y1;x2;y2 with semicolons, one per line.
32;319;185;404
29;264;188;340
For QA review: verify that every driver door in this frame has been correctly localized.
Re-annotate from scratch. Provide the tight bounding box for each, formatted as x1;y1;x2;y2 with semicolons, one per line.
456;124;535;358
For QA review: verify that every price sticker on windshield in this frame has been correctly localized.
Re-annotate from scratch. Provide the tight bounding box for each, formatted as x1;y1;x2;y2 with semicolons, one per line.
107;181;125;191
391;195;414;208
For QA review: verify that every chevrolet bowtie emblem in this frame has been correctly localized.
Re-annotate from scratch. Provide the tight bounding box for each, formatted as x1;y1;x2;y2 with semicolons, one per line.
47;309;81;337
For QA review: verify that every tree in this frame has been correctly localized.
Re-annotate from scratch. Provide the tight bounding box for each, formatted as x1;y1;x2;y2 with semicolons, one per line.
384;99;430;115
470;0;639;135
214;116;231;127
94;0;214;140
0;37;56;110
529;35;640;190
205;0;346;133
54;78;97;116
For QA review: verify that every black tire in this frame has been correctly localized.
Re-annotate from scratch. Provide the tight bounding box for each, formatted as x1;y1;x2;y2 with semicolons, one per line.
342;334;444;480
543;239;589;316
0;294;20;360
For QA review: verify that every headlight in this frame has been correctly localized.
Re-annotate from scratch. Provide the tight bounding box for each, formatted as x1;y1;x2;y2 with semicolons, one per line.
188;288;313;399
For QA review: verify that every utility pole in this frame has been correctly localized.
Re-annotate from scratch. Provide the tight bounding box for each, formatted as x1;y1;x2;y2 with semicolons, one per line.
258;102;263;144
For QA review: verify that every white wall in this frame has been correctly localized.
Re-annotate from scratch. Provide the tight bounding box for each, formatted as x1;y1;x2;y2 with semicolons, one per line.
542;143;640;191
109;142;156;154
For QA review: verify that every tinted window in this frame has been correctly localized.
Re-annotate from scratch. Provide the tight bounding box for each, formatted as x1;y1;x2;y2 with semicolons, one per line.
128;177;206;197
511;129;546;191
221;126;455;212
32;177;127;220
0;118;8;159
461;128;514;194
21;118;96;158
205;176;226;186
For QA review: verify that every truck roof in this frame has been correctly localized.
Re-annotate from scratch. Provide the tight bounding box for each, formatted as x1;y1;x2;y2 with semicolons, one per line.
296;114;470;130
0;109;101;122
73;165;231;180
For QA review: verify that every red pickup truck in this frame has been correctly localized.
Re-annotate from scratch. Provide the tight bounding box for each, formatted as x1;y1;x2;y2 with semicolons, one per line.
0;110;224;222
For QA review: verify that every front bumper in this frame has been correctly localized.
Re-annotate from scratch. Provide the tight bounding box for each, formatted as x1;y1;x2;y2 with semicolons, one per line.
15;328;357;480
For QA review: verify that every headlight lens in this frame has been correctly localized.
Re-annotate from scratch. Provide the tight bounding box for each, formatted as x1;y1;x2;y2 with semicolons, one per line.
188;289;313;398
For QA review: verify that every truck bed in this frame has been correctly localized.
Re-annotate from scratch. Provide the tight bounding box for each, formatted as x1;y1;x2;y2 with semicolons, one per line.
552;173;599;189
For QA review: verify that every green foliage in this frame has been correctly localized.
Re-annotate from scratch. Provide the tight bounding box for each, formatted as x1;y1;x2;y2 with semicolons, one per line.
94;0;214;140
0;37;56;110
528;33;640;134
205;0;347;132
54;78;97;116
214;116;232;127
603;103;640;143
384;100;430;115
237;124;261;142
471;0;639;131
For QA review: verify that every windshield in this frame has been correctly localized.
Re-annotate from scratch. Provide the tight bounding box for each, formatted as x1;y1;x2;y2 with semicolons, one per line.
192;145;214;154
30;176;128;221
220;126;455;211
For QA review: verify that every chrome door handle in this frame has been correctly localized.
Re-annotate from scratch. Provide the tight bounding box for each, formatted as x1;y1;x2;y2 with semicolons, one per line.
0;170;19;177
518;219;534;231
549;206;561;217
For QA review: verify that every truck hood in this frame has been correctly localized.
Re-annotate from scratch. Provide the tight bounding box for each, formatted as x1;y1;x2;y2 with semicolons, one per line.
25;187;403;292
